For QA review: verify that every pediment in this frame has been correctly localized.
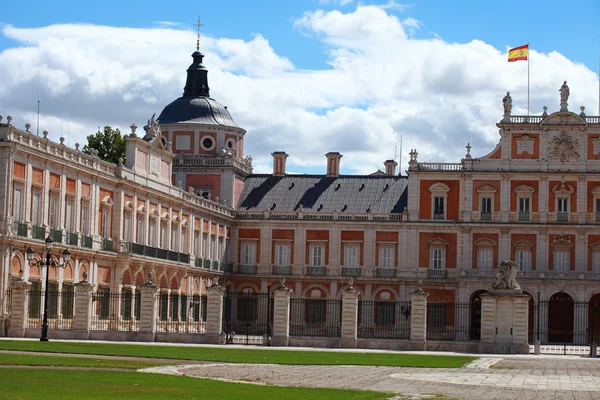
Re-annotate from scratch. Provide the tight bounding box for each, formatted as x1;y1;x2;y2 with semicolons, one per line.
427;237;449;246
541;111;586;126
551;235;573;248
552;181;574;195
590;241;600;250
429;182;450;193
514;185;535;194
101;196;113;207
474;238;496;247
476;185;497;193
513;239;535;249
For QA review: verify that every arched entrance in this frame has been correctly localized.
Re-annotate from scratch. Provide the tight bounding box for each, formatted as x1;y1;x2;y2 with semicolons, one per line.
589;294;600;344
548;292;574;343
469;290;487;340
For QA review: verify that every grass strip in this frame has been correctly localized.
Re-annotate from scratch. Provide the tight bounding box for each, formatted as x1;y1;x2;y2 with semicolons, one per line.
0;353;166;369
0;340;475;368
0;368;393;400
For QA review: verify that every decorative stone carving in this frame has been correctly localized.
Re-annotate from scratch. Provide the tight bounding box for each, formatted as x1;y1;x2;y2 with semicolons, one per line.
548;131;579;162
502;92;512;115
143;113;161;140
515;134;535;155
492;260;521;291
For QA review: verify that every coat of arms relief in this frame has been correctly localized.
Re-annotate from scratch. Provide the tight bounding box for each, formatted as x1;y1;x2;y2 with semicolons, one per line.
548;131;579;162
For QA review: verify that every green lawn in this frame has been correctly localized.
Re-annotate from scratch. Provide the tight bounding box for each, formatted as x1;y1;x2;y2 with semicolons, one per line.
0;340;475;367
0;353;166;369
0;368;393;400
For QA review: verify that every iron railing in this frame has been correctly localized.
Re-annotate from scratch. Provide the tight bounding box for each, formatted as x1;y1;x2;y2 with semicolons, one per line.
26;289;75;330
4;289;12;316
426;302;479;341
67;232;78;246
537;299;589;348
156;292;205;333
272;265;292;275
14;222;27;237
32;225;45;240
427;269;447;279
119;242;191;264
238;265;257;274
480;212;492;221
102;238;114;252
51;229;63;243
341;267;361;277
91;290;140;331
307;266;326;276
222;292;272;343
518;211;530;221
376;268;395;278
556;212;569;222
433;213;445;220
81;235;93;248
289;298;341;337
358;300;411;339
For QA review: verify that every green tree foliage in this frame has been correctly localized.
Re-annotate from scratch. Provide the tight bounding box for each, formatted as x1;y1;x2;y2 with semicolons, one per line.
83;126;127;165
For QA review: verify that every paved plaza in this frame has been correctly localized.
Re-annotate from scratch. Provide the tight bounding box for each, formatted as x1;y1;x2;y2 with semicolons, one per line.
142;355;600;399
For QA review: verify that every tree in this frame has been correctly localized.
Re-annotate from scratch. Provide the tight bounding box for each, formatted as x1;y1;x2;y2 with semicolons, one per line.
83;126;127;165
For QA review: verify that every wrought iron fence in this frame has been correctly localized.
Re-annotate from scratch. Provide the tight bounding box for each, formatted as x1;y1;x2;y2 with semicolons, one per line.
289;298;341;337
90;290;140;331
4;289;12;316
26;289;75;330
536;299;590;354
426;302;479;342
156;292;205;333
223;292;272;343
358;300;411;339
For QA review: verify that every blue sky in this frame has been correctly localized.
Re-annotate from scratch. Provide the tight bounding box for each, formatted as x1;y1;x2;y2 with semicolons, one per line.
0;0;599;175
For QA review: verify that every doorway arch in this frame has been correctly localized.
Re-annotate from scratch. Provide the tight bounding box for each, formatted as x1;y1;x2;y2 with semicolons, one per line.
548;292;574;343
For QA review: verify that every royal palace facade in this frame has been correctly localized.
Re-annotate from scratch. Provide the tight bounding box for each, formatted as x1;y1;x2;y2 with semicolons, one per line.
1;48;600;348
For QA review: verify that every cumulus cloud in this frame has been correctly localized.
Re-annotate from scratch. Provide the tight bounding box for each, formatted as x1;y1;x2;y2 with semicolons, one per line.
0;5;598;176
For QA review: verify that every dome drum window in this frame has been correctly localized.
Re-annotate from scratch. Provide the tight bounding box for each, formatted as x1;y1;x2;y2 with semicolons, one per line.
201;136;215;151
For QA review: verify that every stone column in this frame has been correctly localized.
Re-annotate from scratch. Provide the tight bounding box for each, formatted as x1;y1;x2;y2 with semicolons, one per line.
73;278;93;339
137;281;158;342
340;285;359;348
8;279;31;337
271;282;292;347
480;291;530;354
410;288;429;350
205;282;226;344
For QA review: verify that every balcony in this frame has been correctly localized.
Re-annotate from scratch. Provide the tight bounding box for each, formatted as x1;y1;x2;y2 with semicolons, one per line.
556;212;569;222
480;212;492;221
120;242;191;264
427;269;447;279
102;238;115;252
376;268;395;278
238;265;257;274
272;265;292;275
195;257;204;268
13;222;27;237
518;211;530;221
222;263;234;273
307;266;326;276
341;267;361;277
67;232;78;246
211;260;220;271
433;213;444;220
51;229;63;243
596;212;600;222
203;259;211;269
32;225;45;240
81;235;93;249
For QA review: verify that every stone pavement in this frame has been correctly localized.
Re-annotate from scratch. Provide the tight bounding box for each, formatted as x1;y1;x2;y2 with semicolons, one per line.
141;357;600;399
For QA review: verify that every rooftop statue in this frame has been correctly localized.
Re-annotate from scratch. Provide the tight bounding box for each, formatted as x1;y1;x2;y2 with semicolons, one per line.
560;81;570;103
143;113;162;141
502;92;512;115
492;260;521;291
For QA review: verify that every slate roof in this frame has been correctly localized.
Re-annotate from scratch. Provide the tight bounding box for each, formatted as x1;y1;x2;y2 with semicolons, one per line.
237;175;408;214
158;96;240;128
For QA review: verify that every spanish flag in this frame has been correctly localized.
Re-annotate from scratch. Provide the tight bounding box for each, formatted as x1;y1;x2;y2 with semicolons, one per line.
508;44;528;62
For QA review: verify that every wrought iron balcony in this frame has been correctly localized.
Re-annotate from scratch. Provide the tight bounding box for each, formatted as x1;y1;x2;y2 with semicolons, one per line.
203;259;211;269
307;266;326;276
556;212;569;222
427;269;447;279
81;235;93;249
480;212;492;221
13;222;27;237
238;264;257;274
32;225;45;240
67;232;78;246
102;238;115;252
341;267;361;277
376;268;395;278
211;260;220;270
119;242;190;264
272;265;292;275
195;257;204;268
51;229;63;243
222;263;234;273
518;211;530;221
433;213;445;220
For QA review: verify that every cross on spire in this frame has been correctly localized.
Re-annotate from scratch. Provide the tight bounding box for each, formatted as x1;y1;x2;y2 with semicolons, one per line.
193;17;204;51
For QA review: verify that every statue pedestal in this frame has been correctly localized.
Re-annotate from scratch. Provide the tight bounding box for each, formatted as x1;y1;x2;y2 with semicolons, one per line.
479;290;530;354
560;101;568;112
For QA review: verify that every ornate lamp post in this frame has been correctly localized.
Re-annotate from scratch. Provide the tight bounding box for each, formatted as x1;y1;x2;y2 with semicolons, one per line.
26;237;71;342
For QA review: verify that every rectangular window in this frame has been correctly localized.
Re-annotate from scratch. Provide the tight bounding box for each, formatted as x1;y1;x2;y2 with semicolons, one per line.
593;251;600;273
137;219;144;244
49;197;58;228
171;227;177;250
516;249;532;271
203;233;209;258
433;197;445;219
101;209;110;238
124;214;131;242
194;232;200;255
211;235;217;260
241;243;256;265
431;248;445;269
557;198;568;221
553;250;570;272
481;197;492;220
477;248;493;270
65;201;74;232
161;224;167;248
596;199;600;222
32;192;41;225
149;222;156;247
81;205;89;235
379;245;394;268
343;244;360;267
276;243;290;266
181;229;187;253
310;244;324;267
14;188;22;222
518;197;530;221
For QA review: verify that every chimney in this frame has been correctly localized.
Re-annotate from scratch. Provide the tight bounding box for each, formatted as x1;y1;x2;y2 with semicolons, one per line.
272;151;288;176
384;159;398;176
325;152;343;176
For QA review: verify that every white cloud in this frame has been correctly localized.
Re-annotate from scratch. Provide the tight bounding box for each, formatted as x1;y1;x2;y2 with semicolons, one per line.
0;5;598;177
319;0;355;6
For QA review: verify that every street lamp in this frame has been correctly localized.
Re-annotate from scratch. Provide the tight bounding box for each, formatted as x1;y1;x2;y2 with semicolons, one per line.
26;237;71;342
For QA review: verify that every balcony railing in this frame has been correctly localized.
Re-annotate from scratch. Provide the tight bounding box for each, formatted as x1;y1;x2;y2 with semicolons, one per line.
119;242;190;264
480;212;492;221
518;211;530;221
307;266;326;276
433;213;444;220
238;265;257;274
211;261;220;270
195;257;204;268
376;268;395;278
13;222;27;237
67;232;78;246
427;269;447;279
51;229;63;243
32;225;45;240
556;212;569;222
81;235;93;249
102;238;115;252
342;267;361;277
203;259;211;269
596;212;600;222
222;263;234;273
272;265;292;275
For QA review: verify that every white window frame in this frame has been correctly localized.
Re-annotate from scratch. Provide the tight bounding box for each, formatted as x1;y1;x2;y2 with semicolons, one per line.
32;191;41;226
343;243;360;267
81;203;89;235
477;185;497;221
49;197;58;228
241;242;257;266
211;235;217;260
123;213;132;242
378;245;394;268
477;248;494;270
202;232;209;258
160;223;167;249
553;250;570;272
101;208;110;238
515;185;535;222
181;228;187;253
592;248;600;273
557;197;569;221
310;244;325;267
13;187;23;222
171;226;178;250
275;242;291;266
194;231;200;256
552;182;574;223
65;200;74;232
149;220;156;247
429;182;450;220
137;219;144;244
516;249;532;271
428;237;449;270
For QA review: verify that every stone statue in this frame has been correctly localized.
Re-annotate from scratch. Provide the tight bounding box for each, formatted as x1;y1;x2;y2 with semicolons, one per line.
560;81;570;103
492;260;521;291
143;113;162;141
502;92;512;115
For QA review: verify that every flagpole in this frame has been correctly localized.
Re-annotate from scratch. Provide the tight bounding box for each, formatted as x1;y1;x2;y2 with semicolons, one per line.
527;43;530;116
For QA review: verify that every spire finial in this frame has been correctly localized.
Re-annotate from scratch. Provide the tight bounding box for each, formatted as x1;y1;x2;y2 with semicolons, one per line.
193;17;204;51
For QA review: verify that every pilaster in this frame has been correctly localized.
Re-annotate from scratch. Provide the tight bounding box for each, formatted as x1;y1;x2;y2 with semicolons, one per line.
137;281;158;341
205;283;226;344
73;279;93;339
410;288;428;350
7;279;31;337
340;286;359;348
271;282;292;347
